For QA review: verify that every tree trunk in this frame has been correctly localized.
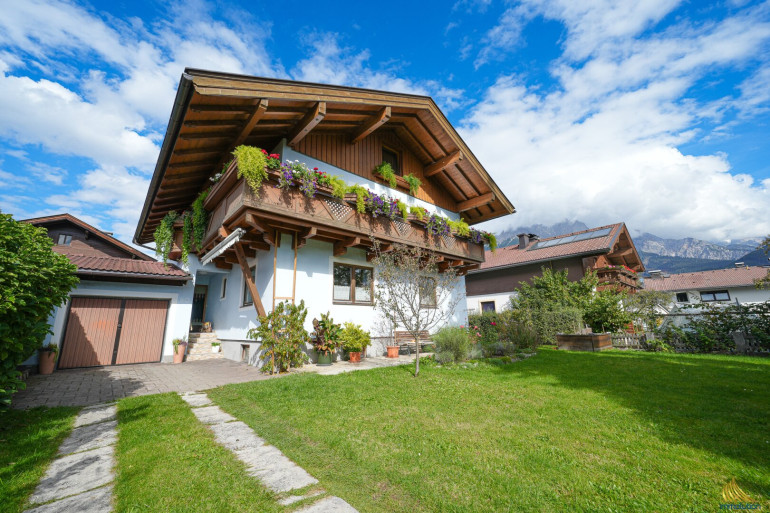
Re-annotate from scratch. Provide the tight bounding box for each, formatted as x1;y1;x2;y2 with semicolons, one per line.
414;336;420;377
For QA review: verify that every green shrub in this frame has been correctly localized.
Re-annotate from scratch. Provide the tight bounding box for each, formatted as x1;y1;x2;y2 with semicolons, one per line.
532;307;583;345
0;213;79;406
340;322;371;352
433;326;471;362
467;312;500;348
248;300;309;373
434;351;454;365
497;312;538;350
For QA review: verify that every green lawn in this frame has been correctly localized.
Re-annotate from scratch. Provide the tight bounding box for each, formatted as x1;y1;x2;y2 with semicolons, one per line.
209;349;770;512
114;393;282;512
0;406;79;513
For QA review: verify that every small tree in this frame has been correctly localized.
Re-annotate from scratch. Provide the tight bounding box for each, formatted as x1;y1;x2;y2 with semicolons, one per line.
625;289;672;332
583;287;631;333
248;300;309;374
373;242;463;376
1;212;79;406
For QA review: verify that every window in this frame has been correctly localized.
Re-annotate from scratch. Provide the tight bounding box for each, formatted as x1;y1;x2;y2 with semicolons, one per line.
675;292;688;303
221;277;228;299
382;147;401;175
242;266;256;306
57;234;72;245
419;277;437;308
700;290;730;302
333;263;373;305
481;301;496;313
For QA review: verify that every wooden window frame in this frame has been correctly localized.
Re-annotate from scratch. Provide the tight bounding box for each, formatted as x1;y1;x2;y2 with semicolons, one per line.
333;263;374;306
57;234;73;246
419;277;437;309
700;290;730;302
481;301;496;313
241;265;256;307
382;145;402;176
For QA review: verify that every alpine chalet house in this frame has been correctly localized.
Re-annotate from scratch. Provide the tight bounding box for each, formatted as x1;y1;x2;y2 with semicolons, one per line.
134;69;514;363
465;223;644;313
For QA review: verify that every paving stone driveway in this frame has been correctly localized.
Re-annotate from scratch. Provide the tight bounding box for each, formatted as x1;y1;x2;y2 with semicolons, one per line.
12;359;270;409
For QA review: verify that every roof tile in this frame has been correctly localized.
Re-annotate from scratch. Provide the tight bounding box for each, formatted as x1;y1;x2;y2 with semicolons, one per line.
643;267;769;291
66;254;188;278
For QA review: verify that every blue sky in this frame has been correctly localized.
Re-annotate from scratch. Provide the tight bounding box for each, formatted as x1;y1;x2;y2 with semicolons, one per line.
1;0;769;246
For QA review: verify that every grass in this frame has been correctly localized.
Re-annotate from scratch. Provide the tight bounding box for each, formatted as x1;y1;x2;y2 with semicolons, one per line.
209;349;770;512
0;406;79;513
114;393;282;513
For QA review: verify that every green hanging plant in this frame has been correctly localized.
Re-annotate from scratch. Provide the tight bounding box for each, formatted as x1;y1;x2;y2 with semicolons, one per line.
409;206;426;221
181;212;192;266
374;162;397;188
192;189;209;249
329;175;348;200
403;173;421;196
396;200;409;220
448;219;470;237
154;211;179;265
347;184;369;213
484;232;498;252
233;145;269;197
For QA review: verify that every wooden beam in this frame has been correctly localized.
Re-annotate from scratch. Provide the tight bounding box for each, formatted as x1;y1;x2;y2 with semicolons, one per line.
168;159;219;169
232;99;268;148
424;150;463;177
333;236;359;257
351;106;391;144
613;247;634;258
296;226;317;248
214;260;232;270
287;102;326;147
244;213;276;245
234;243;266;317
457;192;495;212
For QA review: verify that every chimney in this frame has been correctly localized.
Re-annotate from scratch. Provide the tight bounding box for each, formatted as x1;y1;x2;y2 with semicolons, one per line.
518;233;538;249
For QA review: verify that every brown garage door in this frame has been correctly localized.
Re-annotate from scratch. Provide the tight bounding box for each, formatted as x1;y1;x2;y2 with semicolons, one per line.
59;297;169;369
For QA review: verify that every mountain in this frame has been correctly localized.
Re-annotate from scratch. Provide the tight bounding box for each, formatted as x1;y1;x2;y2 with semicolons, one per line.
496;219;766;274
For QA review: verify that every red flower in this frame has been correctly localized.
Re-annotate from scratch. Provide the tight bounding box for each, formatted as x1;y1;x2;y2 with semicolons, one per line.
491;321;496;326
313;167;318;171
261;149;268;155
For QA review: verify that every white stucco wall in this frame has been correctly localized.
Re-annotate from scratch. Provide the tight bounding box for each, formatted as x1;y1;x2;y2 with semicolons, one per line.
669;285;770;306
466;292;516;314
23;278;194;366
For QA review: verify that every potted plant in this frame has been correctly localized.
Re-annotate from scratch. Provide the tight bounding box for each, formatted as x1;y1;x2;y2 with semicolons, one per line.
172;337;188;364
340;322;371;363
38;343;58;375
311;312;341;366
211;341;221;353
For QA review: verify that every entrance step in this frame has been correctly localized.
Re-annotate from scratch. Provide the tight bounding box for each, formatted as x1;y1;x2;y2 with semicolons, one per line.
187;331;224;361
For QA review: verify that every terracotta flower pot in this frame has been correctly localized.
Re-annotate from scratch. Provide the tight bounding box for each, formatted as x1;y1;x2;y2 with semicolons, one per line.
173;345;186;364
386;345;399;358
38;350;56;375
349;351;361;363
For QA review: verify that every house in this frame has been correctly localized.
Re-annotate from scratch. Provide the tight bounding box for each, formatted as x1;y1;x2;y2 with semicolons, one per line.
23;214;191;368
643;266;770;305
132;69;515;364
465;223;644;313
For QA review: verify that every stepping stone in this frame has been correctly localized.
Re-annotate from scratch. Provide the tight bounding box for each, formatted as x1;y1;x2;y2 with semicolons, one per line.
179;393;212;407
209;421;264;451
29;446;114;505
233;444;284;469
295;496;358;512
58;420;117;455
278;490;324;506
24;485;113;513
250;464;319;493
74;405;117;427
190;405;236;424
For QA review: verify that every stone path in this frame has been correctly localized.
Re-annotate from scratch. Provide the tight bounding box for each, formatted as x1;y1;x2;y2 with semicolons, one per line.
180;392;358;512
25;404;117;513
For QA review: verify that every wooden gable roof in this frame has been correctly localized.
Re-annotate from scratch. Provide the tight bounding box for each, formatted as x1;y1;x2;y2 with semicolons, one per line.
135;69;515;244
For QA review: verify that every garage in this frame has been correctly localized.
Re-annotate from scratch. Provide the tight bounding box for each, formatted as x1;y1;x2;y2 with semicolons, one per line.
59;297;169;369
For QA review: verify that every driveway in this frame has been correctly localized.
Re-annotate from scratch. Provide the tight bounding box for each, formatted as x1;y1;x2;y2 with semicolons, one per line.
12;359;270;409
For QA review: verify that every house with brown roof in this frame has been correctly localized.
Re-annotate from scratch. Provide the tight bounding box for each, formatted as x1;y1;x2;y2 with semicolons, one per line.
465;223;644;313
23;214;191;369
643;266;770;305
132;69;514;363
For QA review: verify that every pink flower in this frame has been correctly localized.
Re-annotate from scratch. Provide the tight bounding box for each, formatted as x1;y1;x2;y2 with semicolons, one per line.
491;322;496;326
460;325;464;329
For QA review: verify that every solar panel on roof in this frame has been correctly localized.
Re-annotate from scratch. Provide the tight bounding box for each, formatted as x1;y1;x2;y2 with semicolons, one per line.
530;227;613;250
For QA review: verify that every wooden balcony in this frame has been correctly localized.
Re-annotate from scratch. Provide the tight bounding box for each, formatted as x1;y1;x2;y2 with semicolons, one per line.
192;161;485;272
595;267;641;292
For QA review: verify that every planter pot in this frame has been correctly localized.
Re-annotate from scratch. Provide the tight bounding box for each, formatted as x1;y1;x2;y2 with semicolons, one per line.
211;345;220;353
173;345;187;364
386;345;400;358
317;350;333;366
556;334;612;352
38;350;56;375
349;351;361;363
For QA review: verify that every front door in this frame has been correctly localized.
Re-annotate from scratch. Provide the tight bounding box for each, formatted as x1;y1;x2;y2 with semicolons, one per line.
191;285;208;332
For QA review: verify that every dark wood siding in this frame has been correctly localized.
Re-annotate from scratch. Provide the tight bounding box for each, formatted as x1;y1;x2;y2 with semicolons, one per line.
466;257;587;296
44;221;136;259
293;131;456;211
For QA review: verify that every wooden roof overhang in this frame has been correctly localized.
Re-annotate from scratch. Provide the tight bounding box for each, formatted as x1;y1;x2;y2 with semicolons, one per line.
603;224;644;272
135;69;515;245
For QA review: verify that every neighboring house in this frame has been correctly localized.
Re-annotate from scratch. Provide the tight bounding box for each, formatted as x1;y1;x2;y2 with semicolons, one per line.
23;214;191;368
132;69;515;364
643;266;770;305
465;223;644;313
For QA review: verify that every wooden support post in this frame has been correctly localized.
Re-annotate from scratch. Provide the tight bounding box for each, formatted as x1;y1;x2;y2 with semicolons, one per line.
234;243;266;317
288;102;326;146
351;106;391;143
424;150;463;177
